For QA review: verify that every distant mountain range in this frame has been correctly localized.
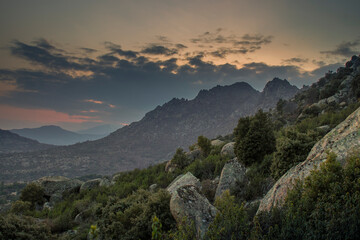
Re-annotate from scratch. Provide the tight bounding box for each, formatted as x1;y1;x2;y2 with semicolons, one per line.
10;124;119;146
0;78;299;182
0;129;53;154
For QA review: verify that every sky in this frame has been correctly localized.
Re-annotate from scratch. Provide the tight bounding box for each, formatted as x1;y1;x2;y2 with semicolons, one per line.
0;0;359;131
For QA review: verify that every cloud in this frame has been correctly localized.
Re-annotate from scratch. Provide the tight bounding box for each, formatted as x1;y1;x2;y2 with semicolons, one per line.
0;104;102;124
141;45;178;56
0;80;37;97
84;99;104;104
282;57;309;65
320;40;360;57
104;42;138;59
0;37;345;128
80;47;97;54
191;30;273;58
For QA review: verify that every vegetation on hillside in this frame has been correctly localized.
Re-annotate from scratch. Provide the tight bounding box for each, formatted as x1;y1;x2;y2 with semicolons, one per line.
1;57;360;239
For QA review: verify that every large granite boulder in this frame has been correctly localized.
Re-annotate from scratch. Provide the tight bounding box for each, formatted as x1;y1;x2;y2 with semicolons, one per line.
80;178;102;192
185;149;201;161
211;139;225;147
215;158;246;198
167;172;217;239
220;142;236;158
167;172;201;195
35;176;83;200
258;106;360;213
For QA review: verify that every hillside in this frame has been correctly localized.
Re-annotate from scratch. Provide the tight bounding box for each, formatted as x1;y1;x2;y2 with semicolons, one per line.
0;129;53;154
10;125;108;146
0;78;298;182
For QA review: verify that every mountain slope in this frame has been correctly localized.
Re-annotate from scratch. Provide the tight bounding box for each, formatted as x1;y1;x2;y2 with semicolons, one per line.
0;129;53;154
76;124;119;136
11;125;105;145
0;79;299;182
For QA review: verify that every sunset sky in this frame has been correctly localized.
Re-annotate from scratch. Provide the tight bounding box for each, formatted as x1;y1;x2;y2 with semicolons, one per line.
0;0;359;130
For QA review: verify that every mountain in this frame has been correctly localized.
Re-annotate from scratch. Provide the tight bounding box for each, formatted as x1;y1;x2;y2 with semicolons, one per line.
10;125;106;146
76;124;119;136
0;78;299;182
0;129;53;154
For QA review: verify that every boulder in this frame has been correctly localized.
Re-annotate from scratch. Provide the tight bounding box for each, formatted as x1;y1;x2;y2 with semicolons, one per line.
35;176;83;199
167;172;201;195
220;142;236;158
80;178;101;192
149;183;158;192
258;106;360;213
185;149;201;161
215;158;246;198
165;160;177;173
170;185;217;239
211;139;225;147
99;177;111;187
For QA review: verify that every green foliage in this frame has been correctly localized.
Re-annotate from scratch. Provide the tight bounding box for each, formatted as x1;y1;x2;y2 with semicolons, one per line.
351;74;360;98
171;148;191;169
276;99;286;114
234;110;276;167
0;214;53;240
19;183;45;209
185;154;227;181
96;189;175;240
198;135;212;157
258;152;360;240
10;200;32;215
206;191;249;240
271;128;319;180
233;154;273;202
169;218;197;240
151;215;163;240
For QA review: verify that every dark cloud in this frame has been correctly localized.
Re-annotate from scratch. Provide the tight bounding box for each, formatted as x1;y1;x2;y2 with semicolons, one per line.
80;47;97;54
10;40;84;70
32;38;56;50
104;41;138;59
141;45;178;56
282;57;309;65
175;43;187;49
320;40;360;57
156;35;170;42
1;38;344;126
191;30;272;58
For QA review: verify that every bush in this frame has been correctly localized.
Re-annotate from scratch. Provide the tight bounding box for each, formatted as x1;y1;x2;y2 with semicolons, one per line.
198;136;211;157
205;191;249;240
271;128;318;180
171;148;191;169
0;214;53;240
234;110;276;167
19;183;45;209
10;200;32;215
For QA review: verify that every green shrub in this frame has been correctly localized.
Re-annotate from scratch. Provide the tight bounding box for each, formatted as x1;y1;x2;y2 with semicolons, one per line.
10;200;32;215
206;191;249;240
198;136;212;157
171;148;191;169
19;183;45;209
234;110;276;167
0;214;53;240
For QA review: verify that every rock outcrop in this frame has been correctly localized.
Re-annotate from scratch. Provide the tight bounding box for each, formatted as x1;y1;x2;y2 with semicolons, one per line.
258;106;360;213
80;178;102;192
210;139;225;147
35;176;83;204
167;172;201;195
220;142;235;158
167;172;217;239
215;158;246;198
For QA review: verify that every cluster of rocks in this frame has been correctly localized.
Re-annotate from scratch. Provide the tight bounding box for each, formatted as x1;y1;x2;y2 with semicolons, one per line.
258;104;360;213
34;176;111;210
165;141;250;239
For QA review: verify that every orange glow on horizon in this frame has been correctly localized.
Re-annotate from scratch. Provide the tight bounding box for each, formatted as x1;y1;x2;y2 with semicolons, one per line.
0;104;103;124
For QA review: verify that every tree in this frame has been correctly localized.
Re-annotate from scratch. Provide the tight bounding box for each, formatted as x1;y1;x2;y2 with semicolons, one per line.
171;148;190;169
234;110;276;166
197;135;211;157
271;128;318;180
19;183;45;209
